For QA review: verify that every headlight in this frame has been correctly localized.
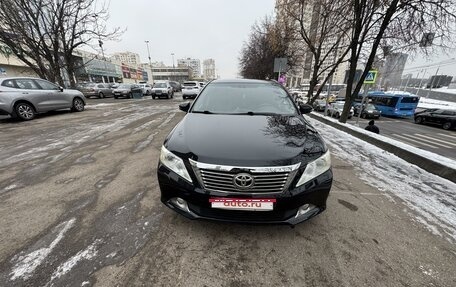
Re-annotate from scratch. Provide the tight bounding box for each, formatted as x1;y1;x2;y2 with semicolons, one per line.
296;151;331;186
160;146;193;183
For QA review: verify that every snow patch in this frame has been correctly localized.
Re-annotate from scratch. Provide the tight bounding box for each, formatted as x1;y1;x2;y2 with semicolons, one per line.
418;97;456;110
50;239;101;281
310;112;456;170
10;218;76;281
308;117;456;242
3;184;17;191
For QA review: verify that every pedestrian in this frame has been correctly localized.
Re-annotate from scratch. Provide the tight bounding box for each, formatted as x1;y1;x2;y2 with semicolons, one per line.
365;120;380;134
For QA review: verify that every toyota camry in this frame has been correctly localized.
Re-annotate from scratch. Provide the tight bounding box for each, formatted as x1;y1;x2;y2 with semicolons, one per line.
157;79;332;225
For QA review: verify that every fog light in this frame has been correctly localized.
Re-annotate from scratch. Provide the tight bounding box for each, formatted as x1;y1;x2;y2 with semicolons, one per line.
295;204;315;218
170;197;190;212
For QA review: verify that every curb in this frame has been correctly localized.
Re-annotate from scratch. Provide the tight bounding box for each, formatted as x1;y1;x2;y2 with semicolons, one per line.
309;113;456;184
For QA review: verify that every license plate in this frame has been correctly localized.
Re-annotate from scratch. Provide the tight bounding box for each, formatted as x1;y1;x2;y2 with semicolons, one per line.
209;198;276;211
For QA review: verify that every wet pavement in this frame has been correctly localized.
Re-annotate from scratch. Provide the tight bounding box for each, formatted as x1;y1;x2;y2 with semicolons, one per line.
0;94;455;287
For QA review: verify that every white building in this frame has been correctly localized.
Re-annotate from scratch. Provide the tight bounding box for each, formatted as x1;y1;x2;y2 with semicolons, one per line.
203;59;216;80
110;51;141;66
275;0;349;87
177;58;201;79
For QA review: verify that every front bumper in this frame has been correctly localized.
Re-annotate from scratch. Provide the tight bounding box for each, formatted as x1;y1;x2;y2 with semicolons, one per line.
157;164;332;225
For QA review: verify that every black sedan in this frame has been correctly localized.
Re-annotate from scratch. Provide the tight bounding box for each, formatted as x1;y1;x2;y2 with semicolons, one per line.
112;84;142;99
354;103;381;118
157;79;333;225
414;109;456;130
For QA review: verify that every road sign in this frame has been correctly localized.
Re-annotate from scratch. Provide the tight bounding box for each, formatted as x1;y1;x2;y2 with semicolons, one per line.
364;70;378;84
273;58;288;73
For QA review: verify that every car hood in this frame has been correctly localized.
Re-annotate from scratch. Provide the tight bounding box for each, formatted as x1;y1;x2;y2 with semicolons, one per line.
165;114;326;167
113;88;130;92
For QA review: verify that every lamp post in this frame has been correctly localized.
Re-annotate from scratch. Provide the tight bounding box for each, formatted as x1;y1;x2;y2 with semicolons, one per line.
171;53;175;81
145;40;154;83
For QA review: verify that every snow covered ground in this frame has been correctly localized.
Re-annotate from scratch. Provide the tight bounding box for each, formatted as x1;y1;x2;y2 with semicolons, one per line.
308;117;456;243
310;112;456;170
433;87;456;95
417;97;456;110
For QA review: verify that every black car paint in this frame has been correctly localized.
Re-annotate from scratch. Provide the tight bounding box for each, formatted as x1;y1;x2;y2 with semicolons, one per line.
157;79;332;225
414;109;456;130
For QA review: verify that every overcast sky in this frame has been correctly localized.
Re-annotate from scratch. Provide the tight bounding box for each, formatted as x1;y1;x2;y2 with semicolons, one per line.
102;0;455;80
103;0;276;78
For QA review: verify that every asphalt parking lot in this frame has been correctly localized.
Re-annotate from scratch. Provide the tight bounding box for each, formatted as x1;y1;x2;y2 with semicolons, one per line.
0;94;455;286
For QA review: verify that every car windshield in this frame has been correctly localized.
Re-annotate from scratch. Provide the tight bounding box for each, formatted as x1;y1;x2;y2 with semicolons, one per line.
191;83;297;115
154;83;166;88
183;82;196;86
118;84;131;89
365;104;376;110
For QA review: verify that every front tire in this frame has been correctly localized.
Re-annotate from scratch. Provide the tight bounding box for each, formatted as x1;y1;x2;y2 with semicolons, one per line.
443;122;452;130
15;102;35;120
152;95;156;99
72;98;85;112
415;116;423;124
99;92;104;99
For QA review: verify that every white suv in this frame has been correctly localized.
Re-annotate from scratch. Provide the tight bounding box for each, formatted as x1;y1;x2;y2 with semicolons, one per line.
327;102;354;119
138;83;152;96
182;81;201;99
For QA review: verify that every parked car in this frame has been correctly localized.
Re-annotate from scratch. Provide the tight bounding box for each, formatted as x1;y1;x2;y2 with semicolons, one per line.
327;102;354;118
0;77;86;120
313;99;327;112
169;81;182;92
414;109;456;130
157;79;332;225
353;103;381;118
112;84;142;99
198;82;206;88
138;83;152;96
80;83;113;98
182;81;201;99
151;82;174;99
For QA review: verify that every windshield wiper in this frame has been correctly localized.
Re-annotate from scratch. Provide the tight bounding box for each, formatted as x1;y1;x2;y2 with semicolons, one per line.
232;111;281;116
192;110;215;114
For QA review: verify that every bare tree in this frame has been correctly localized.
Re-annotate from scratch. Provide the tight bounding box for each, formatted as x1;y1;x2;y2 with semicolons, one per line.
239;16;300;79
340;0;456;123
277;0;352;103
0;0;121;87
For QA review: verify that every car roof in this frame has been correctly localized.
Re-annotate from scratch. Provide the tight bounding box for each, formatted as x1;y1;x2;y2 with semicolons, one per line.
211;79;272;85
0;77;49;81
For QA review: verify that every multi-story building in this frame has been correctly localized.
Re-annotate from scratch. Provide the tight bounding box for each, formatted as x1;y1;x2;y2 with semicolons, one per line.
150;66;191;83
0;42;37;78
377;52;408;89
110;51;141;66
177;58;201;79
203;59;216;80
275;0;349;87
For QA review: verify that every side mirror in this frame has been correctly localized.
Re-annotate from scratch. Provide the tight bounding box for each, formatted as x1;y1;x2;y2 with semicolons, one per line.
179;102;191;113
299;104;312;114
59;86;64;92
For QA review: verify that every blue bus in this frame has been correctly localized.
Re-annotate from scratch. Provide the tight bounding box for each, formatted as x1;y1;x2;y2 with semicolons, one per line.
355;91;419;117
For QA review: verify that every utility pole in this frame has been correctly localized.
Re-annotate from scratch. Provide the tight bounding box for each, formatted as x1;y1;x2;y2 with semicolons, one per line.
145;41;154;83
171;53;175;81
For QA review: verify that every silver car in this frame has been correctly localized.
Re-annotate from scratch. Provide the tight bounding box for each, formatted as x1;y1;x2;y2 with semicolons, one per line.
0;77;86;121
80;82;113;98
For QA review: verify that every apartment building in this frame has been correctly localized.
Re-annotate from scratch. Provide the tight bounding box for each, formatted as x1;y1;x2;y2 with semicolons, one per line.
203;59;216;80
177;58;201;79
275;0;349;87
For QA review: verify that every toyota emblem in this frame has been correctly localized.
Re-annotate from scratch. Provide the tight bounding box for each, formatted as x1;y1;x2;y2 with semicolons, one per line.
233;173;254;189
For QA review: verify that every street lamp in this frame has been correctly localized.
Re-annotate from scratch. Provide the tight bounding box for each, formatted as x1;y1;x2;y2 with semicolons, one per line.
145;40;154;83
171;53;175;81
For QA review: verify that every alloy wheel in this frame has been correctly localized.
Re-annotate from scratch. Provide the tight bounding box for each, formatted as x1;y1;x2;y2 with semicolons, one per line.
16;103;34;120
